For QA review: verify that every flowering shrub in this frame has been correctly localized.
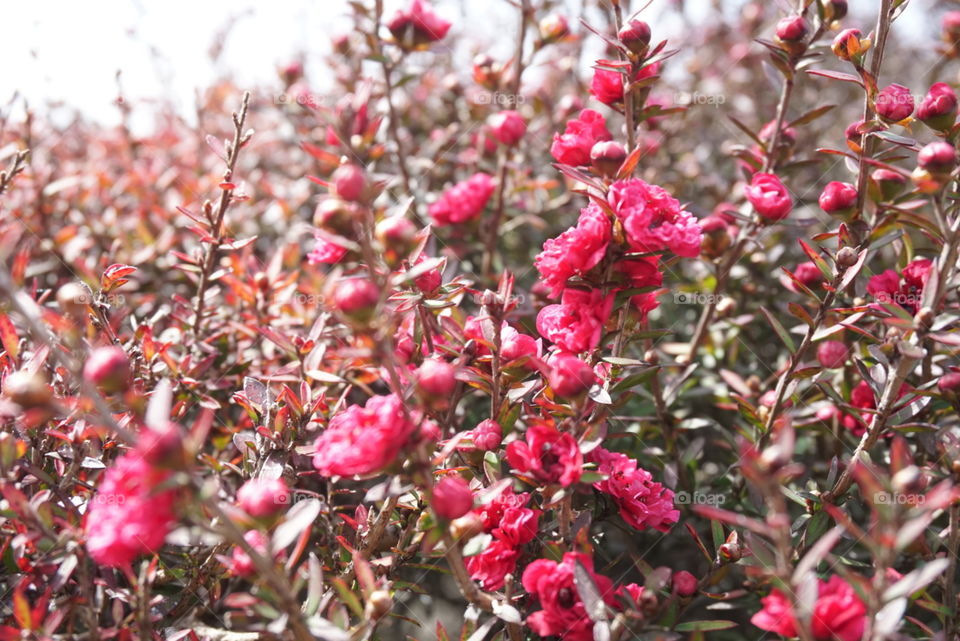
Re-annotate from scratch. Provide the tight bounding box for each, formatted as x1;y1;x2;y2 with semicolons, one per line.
3;1;960;640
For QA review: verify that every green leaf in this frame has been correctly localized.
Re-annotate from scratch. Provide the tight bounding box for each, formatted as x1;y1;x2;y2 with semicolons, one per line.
760;306;797;352
675;620;738;631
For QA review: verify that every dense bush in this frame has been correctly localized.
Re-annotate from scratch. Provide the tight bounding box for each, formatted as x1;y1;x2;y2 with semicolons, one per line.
1;0;960;639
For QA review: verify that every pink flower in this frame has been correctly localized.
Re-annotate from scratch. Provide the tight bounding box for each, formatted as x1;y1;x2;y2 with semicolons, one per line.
506;423;582;486
534;203;611;298
471;419;503;451
433;476;473;520
500;324;541;365
307;234;348;265
867;258;932;314
83;346;131;393
786;261;825;292
875;83;914;123
488;110;526;146
606;178;702;257
312;394;416;477
237;477;290;518
588;447;678;532
551;109;612;166
745;172;792;221
387;0;451;46
752;575;866;641
615;257;663;315
673;570;698;596
590;61;661;105
85;453;177;567
464;538;520;590
493;507;540;545
546;352;596;398
416;358;457;397
816;341;849;369
429;173;495;226
522;552;617;641
229;530;269;577
917;82;958;131
472;486;530;531
536;288;614;354
819;181;858;214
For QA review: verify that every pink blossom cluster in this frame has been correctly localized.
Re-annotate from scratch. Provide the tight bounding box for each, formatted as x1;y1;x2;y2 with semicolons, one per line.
312;394;425;477
85;453;178;567
589;446;679;532
429;173;495;226
465;486;541;590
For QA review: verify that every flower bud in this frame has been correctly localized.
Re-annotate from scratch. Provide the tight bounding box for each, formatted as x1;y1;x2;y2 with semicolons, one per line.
831;28;869;62
449;512;485;541
699;215;732;260
870;168;907;201
938;371;960;396
488;110;526;146
280;61;303;86
590;140;627;178
672;570;698;597
313;198;357;237
3;370;52;408
844;119;865;154
836;246;859;268
944;11;960;54
416;358;457;398
432;475;473;520
332;278;380;321
332;164;369;203
472;419;502;451
818;181;857;217
917;83;958;132
775;15;808;43
137;421;187;468
816;340;849;369
237;477;290;518
472;54;501;90
375;216;417;267
821;0;847;22
56;282;91;320
911;167;945;194
718;540;742;563
875;84;914;123
744;172;792;221
547;353;595;398
618;19;651;56
918;141;958;175
83;346;131;393
364;590;393;621
538;14;569;43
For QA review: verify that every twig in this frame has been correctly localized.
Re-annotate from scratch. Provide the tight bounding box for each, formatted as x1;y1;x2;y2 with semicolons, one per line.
192;91;251;337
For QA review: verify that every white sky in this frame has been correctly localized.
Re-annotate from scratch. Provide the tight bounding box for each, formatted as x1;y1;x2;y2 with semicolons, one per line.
4;0;934;131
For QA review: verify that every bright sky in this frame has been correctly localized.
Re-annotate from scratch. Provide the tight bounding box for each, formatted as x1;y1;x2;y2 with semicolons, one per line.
5;0;934;131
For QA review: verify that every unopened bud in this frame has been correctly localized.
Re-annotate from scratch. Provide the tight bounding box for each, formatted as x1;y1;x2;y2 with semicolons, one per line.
332;278;380;322
590;140;627;178
3;370;52;408
917;83;958;132
313;198;356;237
56;282;91;320
836;246;858;268
831;28;869;62
538;14;569;44
918;141;957;175
870;168;907;202
83;346;131;393
364;590;393;620
618;19;651;56
332;164;369;203
449;512;485;541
